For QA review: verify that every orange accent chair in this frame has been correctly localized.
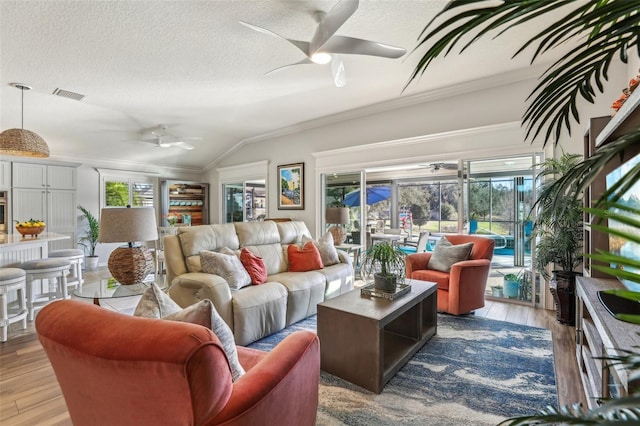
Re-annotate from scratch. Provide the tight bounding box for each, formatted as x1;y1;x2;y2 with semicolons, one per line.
36;300;320;426
405;234;495;315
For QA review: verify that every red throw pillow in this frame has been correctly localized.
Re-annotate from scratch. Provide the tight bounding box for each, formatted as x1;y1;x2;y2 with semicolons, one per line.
240;248;268;285
288;241;324;272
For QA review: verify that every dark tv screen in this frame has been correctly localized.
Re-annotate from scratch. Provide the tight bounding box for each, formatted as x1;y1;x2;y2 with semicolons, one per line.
605;152;640;292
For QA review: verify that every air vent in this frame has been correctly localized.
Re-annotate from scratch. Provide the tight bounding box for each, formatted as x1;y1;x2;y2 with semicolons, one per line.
52;88;85;101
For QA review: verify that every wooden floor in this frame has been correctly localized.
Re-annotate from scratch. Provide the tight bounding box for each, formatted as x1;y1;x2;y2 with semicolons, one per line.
0;273;587;425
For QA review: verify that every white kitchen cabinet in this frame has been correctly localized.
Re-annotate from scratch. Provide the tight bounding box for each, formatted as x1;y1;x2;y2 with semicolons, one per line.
12;163;75;190
11;163;77;250
0;161;11;190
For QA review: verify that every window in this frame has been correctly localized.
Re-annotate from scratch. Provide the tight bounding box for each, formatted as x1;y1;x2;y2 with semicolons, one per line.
100;171;156;208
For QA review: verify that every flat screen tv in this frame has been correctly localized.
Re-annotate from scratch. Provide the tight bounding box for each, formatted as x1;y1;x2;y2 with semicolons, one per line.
605;152;640;292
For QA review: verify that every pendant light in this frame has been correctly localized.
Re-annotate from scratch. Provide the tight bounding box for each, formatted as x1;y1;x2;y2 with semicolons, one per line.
0;83;50;158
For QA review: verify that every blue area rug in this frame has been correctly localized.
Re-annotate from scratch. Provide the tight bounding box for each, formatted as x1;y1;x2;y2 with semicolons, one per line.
248;314;557;426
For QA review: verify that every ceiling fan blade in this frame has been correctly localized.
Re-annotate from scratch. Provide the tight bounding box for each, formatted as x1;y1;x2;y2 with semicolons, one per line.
265;58;314;75
323;35;406;58
173;141;195;150
310;0;359;54
331;55;346;88
239;20;310;56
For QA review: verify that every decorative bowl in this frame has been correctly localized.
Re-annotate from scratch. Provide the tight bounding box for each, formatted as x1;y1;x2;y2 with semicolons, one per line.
16;226;46;238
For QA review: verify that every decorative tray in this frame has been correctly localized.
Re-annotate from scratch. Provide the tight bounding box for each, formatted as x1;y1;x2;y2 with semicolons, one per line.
360;283;411;301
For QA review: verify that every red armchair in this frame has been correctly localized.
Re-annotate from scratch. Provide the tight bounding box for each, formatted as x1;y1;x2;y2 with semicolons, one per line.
36;300;320;426
405;234;495;315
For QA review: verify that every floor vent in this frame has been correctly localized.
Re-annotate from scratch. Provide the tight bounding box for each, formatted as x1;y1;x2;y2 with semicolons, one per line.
52;88;85;101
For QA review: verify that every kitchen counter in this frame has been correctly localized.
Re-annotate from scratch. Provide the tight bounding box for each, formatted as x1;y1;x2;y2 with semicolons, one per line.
0;232;71;267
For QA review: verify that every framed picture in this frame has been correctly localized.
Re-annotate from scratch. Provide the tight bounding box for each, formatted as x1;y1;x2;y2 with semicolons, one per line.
277;162;304;210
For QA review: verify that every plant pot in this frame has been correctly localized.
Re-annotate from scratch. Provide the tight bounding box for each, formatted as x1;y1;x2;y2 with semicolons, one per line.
491;286;503;298
504;280;520;298
549;270;578;325
85;256;99;271
374;273;397;293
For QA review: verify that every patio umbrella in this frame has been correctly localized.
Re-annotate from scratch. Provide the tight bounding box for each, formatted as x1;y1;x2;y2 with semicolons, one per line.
342;186;391;207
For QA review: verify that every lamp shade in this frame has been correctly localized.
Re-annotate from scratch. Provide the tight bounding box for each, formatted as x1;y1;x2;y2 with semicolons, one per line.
0;128;50;158
326;207;349;225
99;207;158;243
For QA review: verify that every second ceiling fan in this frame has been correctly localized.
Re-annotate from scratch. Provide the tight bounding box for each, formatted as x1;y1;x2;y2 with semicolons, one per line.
239;0;406;87
140;125;200;150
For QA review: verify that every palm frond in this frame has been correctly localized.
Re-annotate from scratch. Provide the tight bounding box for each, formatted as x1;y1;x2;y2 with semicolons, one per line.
408;0;640;147
585;201;640;286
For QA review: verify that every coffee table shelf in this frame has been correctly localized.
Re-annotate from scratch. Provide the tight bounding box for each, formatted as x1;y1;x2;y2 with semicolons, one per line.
318;279;437;393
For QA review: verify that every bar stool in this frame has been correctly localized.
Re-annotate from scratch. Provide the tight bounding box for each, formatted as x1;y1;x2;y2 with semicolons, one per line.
0;268;29;342
20;259;71;321
48;249;85;290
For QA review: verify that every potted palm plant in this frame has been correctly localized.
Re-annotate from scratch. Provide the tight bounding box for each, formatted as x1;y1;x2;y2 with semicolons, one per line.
361;241;406;293
78;205;100;271
532;152;584;324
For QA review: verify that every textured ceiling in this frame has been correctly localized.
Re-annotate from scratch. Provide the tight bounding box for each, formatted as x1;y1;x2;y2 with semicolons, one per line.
0;1;574;173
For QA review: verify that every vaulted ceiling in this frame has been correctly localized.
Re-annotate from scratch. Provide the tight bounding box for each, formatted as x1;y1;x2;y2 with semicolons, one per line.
1;1;575;173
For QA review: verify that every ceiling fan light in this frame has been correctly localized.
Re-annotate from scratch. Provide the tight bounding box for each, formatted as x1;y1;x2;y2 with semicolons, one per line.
311;52;332;64
0;128;50;158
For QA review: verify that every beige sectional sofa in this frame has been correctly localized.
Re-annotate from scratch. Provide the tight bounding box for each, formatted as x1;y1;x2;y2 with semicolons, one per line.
164;220;354;345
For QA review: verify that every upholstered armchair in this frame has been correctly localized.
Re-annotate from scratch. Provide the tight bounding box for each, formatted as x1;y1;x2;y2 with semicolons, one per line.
405;234;495;315
36;300;320;426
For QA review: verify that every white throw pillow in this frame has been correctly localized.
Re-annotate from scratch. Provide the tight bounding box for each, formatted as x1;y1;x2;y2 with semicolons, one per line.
164;299;246;381
303;232;340;267
134;284;245;381
134;281;182;317
200;249;251;290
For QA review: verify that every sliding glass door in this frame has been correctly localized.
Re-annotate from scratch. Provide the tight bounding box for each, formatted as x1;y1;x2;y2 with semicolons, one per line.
222;180;266;223
322;171;364;245
466;154;542;305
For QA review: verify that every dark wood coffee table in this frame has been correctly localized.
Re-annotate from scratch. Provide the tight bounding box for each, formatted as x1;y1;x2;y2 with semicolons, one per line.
317;279;437;393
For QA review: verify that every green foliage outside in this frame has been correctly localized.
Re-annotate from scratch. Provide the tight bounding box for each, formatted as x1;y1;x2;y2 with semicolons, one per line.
105;181;128;207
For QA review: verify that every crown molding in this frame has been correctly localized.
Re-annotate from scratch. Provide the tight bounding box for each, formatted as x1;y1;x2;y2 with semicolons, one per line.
51;153;204;177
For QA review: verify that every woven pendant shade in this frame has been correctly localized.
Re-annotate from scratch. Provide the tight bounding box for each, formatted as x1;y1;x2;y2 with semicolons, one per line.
0;128;50;158
0;83;50;158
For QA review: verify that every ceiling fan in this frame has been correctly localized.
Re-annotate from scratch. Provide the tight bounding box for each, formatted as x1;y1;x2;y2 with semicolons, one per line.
138;125;200;150
421;163;458;173
239;0;406;87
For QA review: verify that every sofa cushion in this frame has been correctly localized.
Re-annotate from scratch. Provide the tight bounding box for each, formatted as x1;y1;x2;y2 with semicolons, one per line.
240;247;267;285
428;237;474;272
243;243;287;275
235;221;280;246
231;282;288;346
276;221;312;245
178;224;240;272
200;250;251;290
317;262;355;299
288;241;323;272
303;232;340;267
268;271;326;325
134;284;245;381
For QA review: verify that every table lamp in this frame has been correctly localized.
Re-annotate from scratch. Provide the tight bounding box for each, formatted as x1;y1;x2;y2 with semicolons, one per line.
326;207;350;246
98;206;158;285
